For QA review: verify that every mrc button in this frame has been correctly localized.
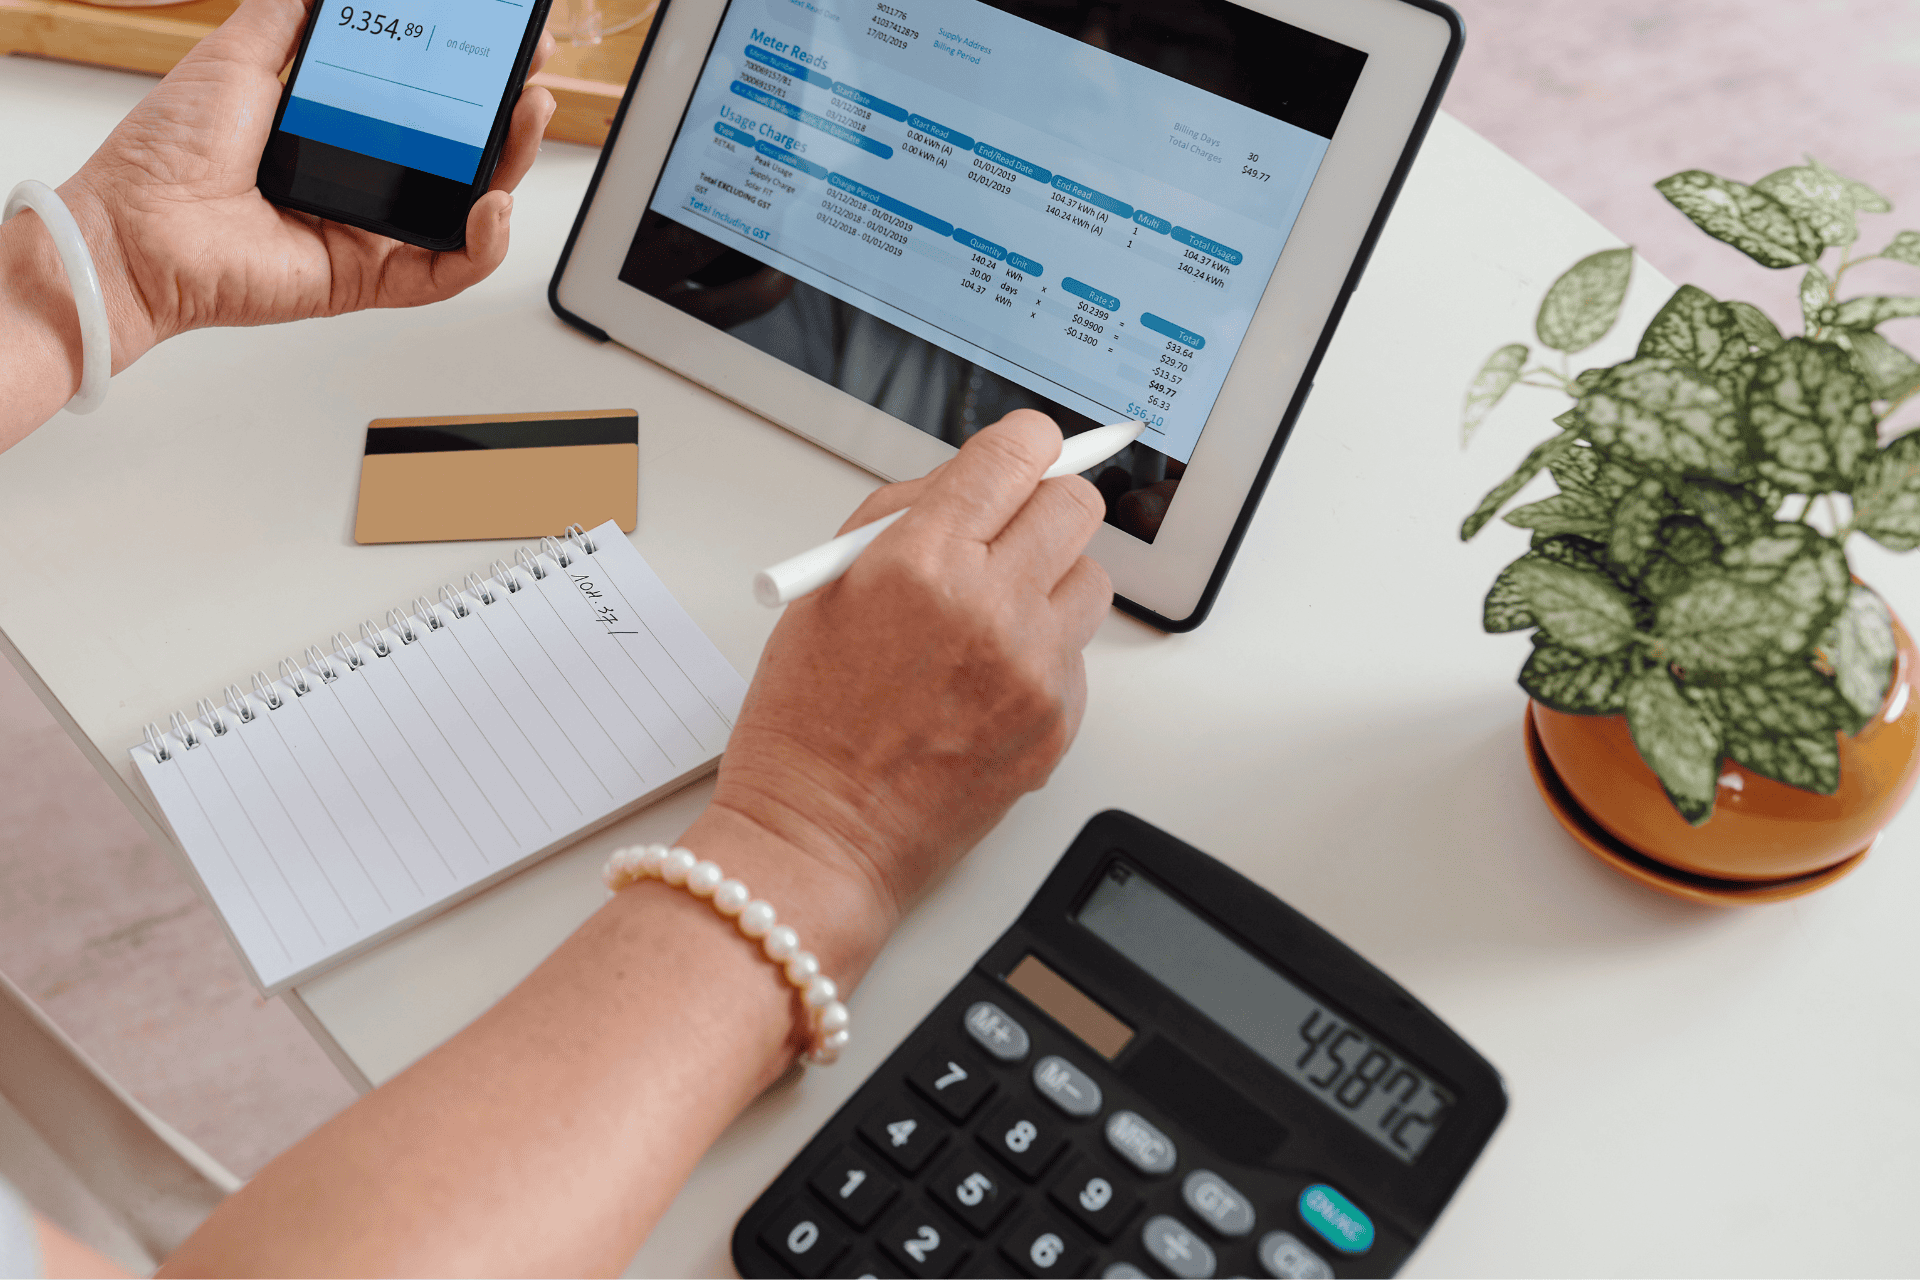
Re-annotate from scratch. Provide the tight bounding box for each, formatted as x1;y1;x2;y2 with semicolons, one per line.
1104;1110;1176;1175
1297;1183;1373;1254
966;1001;1031;1061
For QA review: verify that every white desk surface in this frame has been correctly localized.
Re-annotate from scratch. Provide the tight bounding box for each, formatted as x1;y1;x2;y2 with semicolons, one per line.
5;54;1918;1277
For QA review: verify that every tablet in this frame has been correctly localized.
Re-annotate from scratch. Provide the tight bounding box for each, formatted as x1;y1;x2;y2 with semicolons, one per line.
550;0;1460;629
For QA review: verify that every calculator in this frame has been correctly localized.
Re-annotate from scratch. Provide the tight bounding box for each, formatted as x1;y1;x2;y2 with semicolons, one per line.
732;811;1506;1279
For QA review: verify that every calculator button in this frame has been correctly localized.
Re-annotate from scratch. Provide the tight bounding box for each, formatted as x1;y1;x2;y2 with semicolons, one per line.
1181;1170;1254;1238
909;1048;996;1121
1031;1054;1103;1117
999;1212;1088;1278
758;1199;849;1278
979;1097;1067;1181
1142;1214;1217;1279
1047;1156;1139;1241
876;1204;968;1278
1102;1266;1149;1279
1297;1183;1374;1255
965;1001;1031;1062
1259;1230;1334;1279
929;1151;1018;1235
859;1097;948;1174
840;1252;903;1279
807;1146;899;1228
1104;1110;1177;1176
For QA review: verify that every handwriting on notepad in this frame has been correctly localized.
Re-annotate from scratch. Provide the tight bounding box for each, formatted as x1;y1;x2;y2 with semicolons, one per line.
572;569;638;635
127;521;749;992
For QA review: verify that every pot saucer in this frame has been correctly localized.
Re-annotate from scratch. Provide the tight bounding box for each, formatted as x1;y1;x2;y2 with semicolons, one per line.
1523;706;1869;905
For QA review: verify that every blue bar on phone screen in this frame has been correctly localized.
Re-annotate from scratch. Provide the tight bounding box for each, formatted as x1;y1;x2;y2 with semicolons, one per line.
281;97;483;184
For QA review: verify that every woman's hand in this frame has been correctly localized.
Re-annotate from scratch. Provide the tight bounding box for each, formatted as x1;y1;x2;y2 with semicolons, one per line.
158;412;1113;1278
0;0;553;444
699;410;1113;969
62;0;555;366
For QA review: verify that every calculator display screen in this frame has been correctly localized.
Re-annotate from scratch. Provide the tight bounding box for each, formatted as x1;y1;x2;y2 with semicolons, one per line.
1077;862;1453;1162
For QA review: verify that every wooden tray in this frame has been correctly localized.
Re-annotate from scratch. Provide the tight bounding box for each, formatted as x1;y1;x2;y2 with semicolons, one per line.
0;0;645;145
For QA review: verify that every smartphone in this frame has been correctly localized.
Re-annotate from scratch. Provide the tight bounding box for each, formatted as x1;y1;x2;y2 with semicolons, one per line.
258;0;555;250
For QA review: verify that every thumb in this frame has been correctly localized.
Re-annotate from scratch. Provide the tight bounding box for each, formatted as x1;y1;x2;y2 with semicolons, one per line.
459;189;514;282
369;190;511;309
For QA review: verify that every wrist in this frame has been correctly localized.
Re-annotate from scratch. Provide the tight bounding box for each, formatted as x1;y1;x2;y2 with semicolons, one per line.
56;173;158;366
595;807;892;1081
0;178;156;444
0;206;86;434
708;738;922;931
671;803;899;991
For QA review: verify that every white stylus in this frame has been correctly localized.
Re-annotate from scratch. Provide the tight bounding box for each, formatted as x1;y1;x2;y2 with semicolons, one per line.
753;419;1147;607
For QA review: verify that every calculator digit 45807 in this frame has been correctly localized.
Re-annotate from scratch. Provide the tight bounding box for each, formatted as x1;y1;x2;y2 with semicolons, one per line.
733;810;1506;1279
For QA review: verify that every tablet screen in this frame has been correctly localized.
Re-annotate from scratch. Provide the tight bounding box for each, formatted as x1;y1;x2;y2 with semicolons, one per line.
618;0;1364;540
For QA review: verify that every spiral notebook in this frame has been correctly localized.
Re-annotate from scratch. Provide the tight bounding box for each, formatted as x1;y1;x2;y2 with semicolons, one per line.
127;521;748;995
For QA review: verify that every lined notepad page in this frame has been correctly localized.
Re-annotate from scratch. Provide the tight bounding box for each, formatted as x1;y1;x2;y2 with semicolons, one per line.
129;522;747;993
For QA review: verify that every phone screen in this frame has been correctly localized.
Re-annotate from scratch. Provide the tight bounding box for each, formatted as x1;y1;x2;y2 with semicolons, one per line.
283;0;536;185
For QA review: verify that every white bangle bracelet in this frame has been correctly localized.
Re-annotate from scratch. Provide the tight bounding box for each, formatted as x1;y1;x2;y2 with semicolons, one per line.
4;179;111;415
603;843;852;1065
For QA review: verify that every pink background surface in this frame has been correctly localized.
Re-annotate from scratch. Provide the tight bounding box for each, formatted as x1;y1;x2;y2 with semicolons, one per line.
2;0;1916;1177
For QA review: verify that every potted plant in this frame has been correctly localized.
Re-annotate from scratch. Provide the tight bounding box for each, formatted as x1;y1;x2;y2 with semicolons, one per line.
1460;157;1920;900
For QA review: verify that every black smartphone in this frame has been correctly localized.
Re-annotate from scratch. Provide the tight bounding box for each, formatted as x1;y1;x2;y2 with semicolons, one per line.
258;0;556;250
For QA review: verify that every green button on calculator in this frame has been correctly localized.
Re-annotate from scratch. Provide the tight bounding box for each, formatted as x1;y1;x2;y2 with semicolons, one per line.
734;811;1506;1278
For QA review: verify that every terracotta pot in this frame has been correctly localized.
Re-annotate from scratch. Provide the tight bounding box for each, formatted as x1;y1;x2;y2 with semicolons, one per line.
1532;609;1920;884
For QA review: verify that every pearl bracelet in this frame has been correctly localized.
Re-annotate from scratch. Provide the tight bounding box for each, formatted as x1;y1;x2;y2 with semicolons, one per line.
602;844;851;1065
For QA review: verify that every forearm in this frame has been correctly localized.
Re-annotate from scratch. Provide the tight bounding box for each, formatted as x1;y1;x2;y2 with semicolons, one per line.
159;806;895;1278
0;179;148;451
0;211;88;449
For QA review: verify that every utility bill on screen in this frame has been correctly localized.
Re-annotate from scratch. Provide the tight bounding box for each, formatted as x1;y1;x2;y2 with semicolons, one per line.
643;0;1338;464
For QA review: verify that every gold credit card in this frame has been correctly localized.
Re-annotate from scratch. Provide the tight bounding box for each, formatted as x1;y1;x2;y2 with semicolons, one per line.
353;410;639;544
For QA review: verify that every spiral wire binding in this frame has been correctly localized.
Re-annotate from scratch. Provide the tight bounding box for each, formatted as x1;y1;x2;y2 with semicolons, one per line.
196;697;229;738
169;711;200;750
306;644;338;683
331;632;366;672
142;531;588;762
279;657;312;697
